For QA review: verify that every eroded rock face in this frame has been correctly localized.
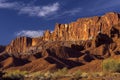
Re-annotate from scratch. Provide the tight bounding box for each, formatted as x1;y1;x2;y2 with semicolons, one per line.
1;12;120;72
43;12;120;41
5;12;120;54
32;37;43;46
6;37;32;53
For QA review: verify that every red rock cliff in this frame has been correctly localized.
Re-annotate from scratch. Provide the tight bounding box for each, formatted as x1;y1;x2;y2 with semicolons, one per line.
6;37;32;53
43;12;120;41
6;12;120;53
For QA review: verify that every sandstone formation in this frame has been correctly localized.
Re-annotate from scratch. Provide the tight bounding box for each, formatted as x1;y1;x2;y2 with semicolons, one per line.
43;12;120;41
1;12;120;72
5;12;120;54
6;37;32;53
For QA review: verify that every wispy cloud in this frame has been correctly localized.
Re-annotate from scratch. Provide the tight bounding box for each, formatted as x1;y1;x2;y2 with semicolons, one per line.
0;0;83;19
48;8;82;20
16;30;45;38
0;0;24;9
19;2;60;17
0;0;60;17
63;8;82;16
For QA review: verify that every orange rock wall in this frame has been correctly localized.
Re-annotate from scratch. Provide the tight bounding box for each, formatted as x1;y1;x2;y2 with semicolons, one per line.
6;37;32;53
6;12;120;53
43;12;120;41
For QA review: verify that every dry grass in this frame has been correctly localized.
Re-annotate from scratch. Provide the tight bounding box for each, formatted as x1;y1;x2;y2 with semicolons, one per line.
102;58;120;72
2;68;120;80
3;70;28;80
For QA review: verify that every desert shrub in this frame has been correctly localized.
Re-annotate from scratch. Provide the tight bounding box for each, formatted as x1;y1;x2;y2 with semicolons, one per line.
31;71;53;80
102;59;120;72
52;67;68;79
33;73;45;80
71;70;82;80
3;70;28;80
31;68;68;80
90;72;105;78
81;72;88;78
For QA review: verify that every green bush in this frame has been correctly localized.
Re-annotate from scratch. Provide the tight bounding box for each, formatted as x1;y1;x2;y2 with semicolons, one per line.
102;59;120;72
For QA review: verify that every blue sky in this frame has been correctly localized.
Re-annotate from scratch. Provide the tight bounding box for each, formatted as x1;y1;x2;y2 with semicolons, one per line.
0;0;120;45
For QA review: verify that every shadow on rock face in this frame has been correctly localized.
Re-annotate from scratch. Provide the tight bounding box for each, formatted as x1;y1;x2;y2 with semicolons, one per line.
110;27;120;38
83;51;94;62
71;44;85;51
33;52;42;58
0;53;10;62
0;46;5;53
45;56;84;69
95;33;113;47
46;46;84;59
12;57;30;67
115;51;120;55
45;56;66;69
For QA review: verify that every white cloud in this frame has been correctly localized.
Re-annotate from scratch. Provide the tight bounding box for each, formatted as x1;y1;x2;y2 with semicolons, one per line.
0;1;82;19
63;8;82;16
19;2;59;17
0;0;24;9
16;30;45;38
38;2;59;17
48;8;82;19
0;0;60;17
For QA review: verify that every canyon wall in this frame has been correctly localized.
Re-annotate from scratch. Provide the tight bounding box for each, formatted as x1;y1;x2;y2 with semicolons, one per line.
43;12;120;41
5;12;120;53
6;37;32;53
